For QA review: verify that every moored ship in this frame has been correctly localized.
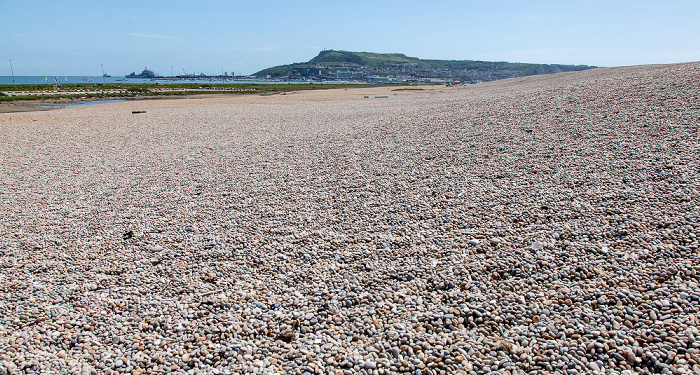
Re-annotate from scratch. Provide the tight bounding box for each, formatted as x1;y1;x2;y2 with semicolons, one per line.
126;68;156;78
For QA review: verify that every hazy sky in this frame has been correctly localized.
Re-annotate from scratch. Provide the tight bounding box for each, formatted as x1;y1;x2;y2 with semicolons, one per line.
2;0;699;76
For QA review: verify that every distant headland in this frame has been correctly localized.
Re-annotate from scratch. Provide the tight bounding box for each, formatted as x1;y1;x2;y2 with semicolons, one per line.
253;50;597;83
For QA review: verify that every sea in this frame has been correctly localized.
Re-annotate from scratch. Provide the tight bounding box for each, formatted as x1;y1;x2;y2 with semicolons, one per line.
0;76;345;85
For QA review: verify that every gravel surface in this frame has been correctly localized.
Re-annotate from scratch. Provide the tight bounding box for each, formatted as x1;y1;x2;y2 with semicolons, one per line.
1;63;699;374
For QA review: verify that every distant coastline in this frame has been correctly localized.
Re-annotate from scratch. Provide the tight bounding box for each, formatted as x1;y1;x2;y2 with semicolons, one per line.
2;49;599;86
0;76;344;86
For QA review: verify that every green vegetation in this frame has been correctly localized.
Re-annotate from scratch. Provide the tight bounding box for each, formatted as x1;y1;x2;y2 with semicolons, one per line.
309;50;431;68
422;59;592;76
0;91;190;102
0;83;377;102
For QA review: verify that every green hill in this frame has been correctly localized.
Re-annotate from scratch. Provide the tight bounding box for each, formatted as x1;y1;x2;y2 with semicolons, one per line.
253;50;596;82
309;50;429;67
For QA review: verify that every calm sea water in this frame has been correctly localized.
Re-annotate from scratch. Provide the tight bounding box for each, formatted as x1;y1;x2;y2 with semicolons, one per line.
0;76;343;85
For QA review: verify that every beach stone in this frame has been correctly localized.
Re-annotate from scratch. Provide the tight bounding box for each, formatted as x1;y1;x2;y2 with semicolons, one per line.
149;245;163;252
390;347;400;358
2;61;698;375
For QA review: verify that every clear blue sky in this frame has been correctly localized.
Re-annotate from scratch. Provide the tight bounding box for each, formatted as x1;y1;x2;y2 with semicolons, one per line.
2;0;699;76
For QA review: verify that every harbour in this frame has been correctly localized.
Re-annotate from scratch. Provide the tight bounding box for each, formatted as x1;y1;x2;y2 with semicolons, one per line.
0;76;350;86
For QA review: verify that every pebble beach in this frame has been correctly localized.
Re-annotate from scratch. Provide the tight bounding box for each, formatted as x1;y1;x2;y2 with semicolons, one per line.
1;63;699;374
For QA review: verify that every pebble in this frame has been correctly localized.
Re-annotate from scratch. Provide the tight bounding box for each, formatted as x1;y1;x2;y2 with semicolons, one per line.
148;245;163;252
1;62;699;374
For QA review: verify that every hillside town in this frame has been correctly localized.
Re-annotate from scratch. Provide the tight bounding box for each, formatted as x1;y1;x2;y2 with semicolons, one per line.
285;61;525;83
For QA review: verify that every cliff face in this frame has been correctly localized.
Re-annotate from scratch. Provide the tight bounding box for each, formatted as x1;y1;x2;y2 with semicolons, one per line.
254;50;596;82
